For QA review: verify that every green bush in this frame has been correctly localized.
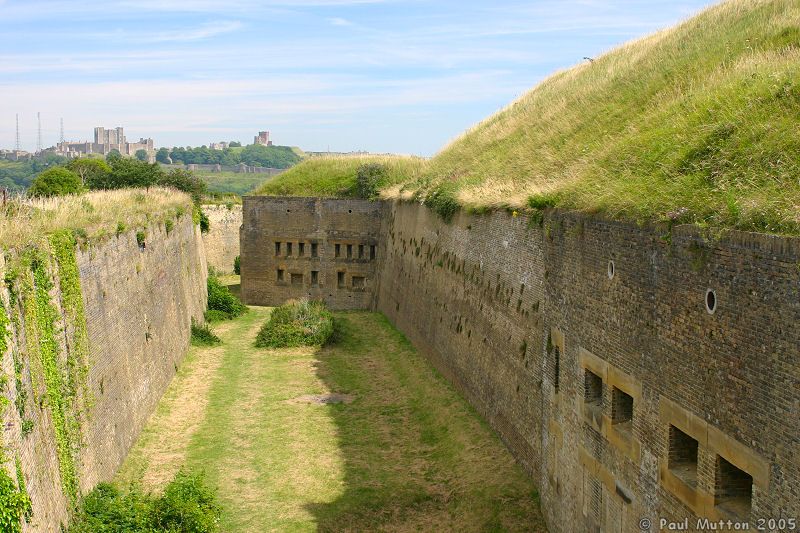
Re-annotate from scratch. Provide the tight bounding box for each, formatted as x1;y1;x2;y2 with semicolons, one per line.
204;309;230;323
255;299;334;348
29;167;84;197
0;469;32;533
191;320;221;346
207;276;247;318
70;470;221;533
233;255;240;275
354;163;386;199
424;184;459;223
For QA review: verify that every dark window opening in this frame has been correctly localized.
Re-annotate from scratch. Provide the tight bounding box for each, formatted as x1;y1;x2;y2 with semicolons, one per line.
277;269;284;282
291;273;303;286
275;242;281;256
286;242;293;257
584;369;602;407
352;276;365;289
337;272;345;289
358;244;364;259
715;456;753;518
346;244;353;259
335;244;341;258
612;387;633;424
553;347;560;393
311;243;318;257
370;245;376;260
299;242;305;256
668;425;699;488
311;271;319;286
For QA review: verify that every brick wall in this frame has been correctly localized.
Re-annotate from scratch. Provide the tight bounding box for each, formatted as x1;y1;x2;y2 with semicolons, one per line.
202;204;242;274
1;216;207;532
241;197;799;531
240;197;387;310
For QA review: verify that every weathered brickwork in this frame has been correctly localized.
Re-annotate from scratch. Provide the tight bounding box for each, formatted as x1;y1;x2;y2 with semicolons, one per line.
202;203;242;274
1;216;207;532
243;197;800;532
240;197;387;310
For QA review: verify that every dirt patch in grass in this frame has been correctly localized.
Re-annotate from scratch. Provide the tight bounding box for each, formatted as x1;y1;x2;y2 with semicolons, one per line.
287;393;354;405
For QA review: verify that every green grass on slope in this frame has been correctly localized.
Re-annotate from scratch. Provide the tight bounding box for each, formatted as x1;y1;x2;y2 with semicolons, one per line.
417;0;800;234
195;171;276;195
117;307;544;532
253;155;426;198
250;0;800;236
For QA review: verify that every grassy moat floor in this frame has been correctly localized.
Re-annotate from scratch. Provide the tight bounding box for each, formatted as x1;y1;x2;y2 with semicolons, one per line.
116;284;545;532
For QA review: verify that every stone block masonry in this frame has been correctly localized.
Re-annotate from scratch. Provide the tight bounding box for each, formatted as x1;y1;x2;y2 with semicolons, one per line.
240;197;387;310
0;215;207;532
202;204;243;274
242;197;800;532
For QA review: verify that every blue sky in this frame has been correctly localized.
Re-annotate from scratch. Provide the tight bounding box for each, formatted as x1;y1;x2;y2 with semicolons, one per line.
0;0;714;155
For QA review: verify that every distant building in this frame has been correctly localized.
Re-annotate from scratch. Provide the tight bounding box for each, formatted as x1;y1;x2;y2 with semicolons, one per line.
0;149;33;161
55;126;155;162
254;131;273;146
209;142;229;150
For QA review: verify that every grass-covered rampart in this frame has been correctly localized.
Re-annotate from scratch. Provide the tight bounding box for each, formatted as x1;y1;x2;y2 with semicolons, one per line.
254;0;800;236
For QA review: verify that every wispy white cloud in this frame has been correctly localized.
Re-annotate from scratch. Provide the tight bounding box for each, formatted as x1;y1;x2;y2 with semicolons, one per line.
329;17;353;26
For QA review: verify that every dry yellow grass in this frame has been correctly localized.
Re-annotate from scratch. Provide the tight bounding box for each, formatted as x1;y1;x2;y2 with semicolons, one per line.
0;188;193;249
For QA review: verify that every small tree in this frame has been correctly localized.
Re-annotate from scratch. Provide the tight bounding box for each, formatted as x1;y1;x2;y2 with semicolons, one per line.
355;163;386;199
67;158;110;187
106;149;122;162
135;149;148;162
29;167;84;197
158;169;207;203
155;147;170;163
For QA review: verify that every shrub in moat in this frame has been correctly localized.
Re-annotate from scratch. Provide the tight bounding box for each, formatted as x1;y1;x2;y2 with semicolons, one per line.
255;299;334;348
70;470;221;533
206;276;247;319
203;309;230;323
191;320;221;346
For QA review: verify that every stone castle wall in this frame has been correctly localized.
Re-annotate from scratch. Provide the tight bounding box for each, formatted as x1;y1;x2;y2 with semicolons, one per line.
1;216;207;532
242;197;800;531
240;197;387;310
202;204;242;274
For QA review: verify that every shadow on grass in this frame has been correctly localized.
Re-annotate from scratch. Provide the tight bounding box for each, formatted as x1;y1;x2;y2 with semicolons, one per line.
304;312;546;532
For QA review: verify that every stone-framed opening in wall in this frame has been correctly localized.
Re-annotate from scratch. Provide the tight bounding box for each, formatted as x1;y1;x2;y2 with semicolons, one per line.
335;243;341;258
337;271;345;289
668;425;699;488
553;346;561;394
311;271;319;287
611;387;633;434
714;455;753;519
370;245;376;260
286;242;293;257
358;244;365;259
584;370;603;410
275;242;281;256
347;244;353;259
299;242;305;257
277;269;284;282
311;242;318;258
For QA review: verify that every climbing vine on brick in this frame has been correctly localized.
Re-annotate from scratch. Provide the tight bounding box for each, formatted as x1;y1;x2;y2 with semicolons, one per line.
25;253;79;502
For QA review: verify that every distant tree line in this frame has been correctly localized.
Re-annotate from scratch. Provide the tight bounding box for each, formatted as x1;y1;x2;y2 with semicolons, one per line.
156;144;300;169
0;153;68;191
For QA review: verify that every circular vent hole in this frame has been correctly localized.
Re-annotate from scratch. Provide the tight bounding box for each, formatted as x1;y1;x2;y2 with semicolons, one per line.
705;289;717;314
607;260;615;280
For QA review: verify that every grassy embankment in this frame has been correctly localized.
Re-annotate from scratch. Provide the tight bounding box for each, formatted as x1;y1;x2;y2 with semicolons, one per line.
255;0;800;235
253;155;426;198
196;171;275;196
116;296;544;532
0;188;193;249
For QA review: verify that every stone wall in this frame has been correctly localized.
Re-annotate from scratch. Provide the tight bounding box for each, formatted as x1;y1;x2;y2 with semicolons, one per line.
240;197;386;310
202;204;242;274
1;215;207;532
242;197;800;531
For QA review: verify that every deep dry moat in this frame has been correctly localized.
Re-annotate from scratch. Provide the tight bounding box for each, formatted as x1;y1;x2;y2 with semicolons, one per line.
116;281;544;532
